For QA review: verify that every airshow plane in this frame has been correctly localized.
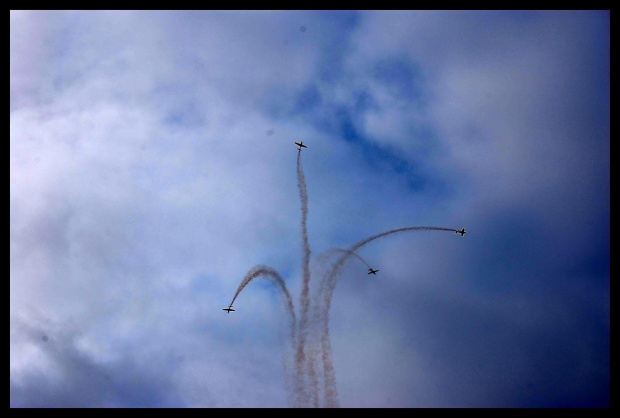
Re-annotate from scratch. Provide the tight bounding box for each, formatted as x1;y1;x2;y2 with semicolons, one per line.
222;305;235;313
367;268;379;275
294;141;308;151
456;228;467;236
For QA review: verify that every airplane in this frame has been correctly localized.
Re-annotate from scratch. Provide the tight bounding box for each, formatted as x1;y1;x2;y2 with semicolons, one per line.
456;228;466;236
368;268;379;275
222;305;235;313
294;141;308;151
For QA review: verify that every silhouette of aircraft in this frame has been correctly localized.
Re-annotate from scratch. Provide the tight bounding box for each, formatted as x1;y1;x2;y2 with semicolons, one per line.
456;228;466;236
222;305;235;313
368;268;379;275
295;141;308;151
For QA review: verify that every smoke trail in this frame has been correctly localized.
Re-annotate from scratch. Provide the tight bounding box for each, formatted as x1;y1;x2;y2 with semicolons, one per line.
318;226;459;407
304;248;374;407
230;264;296;346
305;324;322;407
231;264;300;405
295;149;315;407
229;146;463;407
322;248;373;270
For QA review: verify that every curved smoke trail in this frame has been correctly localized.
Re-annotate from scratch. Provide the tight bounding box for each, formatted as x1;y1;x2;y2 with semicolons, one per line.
317;226;459;407
295;149;315;407
305;247;374;406
230;264;300;405
230;264;296;345
325;248;373;270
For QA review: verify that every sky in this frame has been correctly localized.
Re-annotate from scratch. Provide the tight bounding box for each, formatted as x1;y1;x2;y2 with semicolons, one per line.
10;10;609;408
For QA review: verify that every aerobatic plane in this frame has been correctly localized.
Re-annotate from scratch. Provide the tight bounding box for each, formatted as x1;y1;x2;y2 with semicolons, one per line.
222;305;235;313
367;268;379;275
294;141;307;151
456;228;466;236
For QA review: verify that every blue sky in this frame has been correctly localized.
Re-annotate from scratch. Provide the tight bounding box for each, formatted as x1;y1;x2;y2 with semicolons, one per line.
10;10;609;407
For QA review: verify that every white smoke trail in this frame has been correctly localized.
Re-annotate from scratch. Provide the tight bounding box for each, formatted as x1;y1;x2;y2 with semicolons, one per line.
321;248;373;270
304;247;375;406
317;227;459;407
295;149;315;407
230;264;299;403
230;264;296;343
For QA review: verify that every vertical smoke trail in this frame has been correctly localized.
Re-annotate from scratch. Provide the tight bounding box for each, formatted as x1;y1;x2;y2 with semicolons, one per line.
305;247;374;407
305;322;322;407
295;149;314;407
318;226;459;407
321;327;338;407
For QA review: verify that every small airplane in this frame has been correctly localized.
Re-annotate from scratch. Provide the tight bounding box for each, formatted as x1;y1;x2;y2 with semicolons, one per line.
368;268;379;275
456;228;467;236
294;141;308;151
222;305;235;313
